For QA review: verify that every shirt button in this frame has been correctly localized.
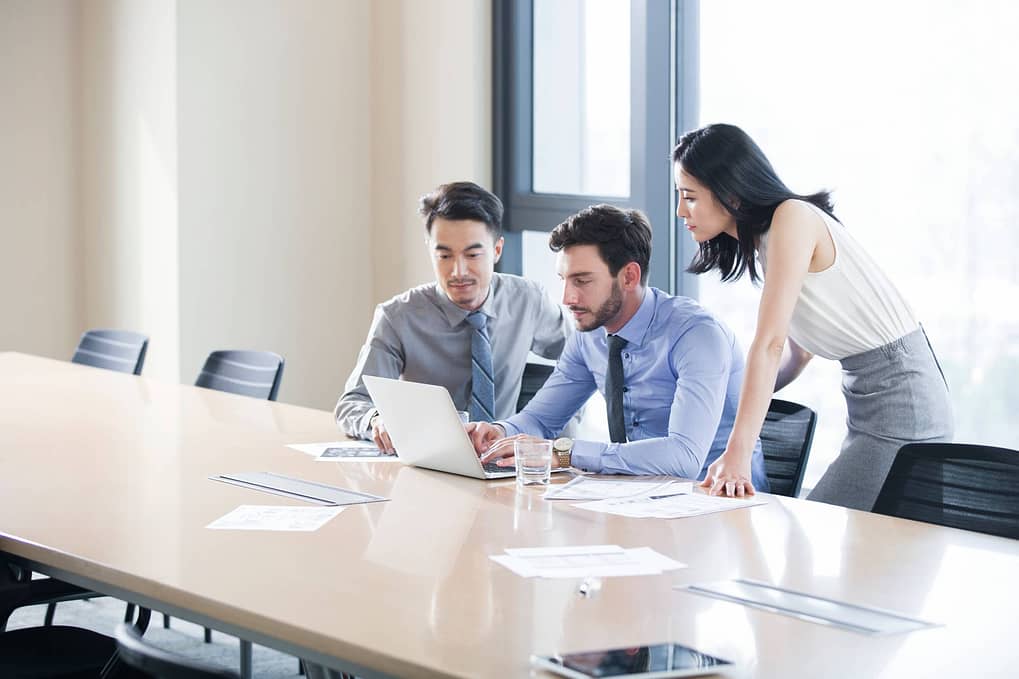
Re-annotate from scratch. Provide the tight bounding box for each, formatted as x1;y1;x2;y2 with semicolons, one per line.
624;353;630;359
622;386;629;393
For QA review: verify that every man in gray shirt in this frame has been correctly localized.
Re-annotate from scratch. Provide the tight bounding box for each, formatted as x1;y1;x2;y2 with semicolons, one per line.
335;181;571;452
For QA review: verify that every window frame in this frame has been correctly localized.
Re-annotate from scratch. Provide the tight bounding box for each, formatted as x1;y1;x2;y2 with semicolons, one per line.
493;0;700;296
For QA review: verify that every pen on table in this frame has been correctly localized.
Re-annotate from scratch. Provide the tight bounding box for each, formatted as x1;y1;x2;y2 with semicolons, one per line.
647;492;689;500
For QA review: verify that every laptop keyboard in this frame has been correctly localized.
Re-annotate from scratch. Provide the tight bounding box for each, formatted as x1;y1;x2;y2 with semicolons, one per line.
482;461;513;475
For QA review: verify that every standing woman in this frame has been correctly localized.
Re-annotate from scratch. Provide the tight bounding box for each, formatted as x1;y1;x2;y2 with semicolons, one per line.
672;123;952;511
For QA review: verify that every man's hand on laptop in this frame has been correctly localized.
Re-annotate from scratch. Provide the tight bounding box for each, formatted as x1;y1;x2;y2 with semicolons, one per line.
369;414;396;454
479;434;549;468
466;421;506;457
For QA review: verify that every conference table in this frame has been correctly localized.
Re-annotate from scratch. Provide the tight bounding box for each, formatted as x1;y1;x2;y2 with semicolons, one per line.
1;351;1017;678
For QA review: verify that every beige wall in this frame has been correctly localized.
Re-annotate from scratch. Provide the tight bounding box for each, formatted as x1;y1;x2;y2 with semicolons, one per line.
0;0;492;410
370;0;493;301
0;1;80;359
177;0;374;408
79;0;180;382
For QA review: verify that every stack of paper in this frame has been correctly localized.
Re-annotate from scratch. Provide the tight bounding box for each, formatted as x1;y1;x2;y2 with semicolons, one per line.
543;476;693;501
574;492;766;519
490;545;685;578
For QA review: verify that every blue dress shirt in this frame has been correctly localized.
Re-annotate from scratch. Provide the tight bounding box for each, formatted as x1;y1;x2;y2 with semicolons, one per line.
500;288;769;488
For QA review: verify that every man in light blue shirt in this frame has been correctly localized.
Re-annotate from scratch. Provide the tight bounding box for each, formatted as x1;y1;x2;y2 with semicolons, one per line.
469;204;769;489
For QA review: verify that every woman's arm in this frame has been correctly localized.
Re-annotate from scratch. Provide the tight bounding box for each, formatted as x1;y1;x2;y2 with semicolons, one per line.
702;200;821;496
776;337;813;392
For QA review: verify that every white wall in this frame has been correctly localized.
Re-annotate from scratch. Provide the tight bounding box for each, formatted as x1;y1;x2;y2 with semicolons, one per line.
0;1;80;359
0;0;492;410
79;0;179;382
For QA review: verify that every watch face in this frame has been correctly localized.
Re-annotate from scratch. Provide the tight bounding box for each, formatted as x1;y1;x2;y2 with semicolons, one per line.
553;437;572;452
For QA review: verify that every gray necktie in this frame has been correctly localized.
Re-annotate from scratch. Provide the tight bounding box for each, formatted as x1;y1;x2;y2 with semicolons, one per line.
606;334;628;443
465;311;495;422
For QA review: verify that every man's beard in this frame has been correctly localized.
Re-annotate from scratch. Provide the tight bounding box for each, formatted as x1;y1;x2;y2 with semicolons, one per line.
573;280;622;332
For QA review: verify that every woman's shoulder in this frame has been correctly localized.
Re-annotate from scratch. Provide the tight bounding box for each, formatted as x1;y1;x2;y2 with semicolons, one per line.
769;198;830;239
773;198;824;222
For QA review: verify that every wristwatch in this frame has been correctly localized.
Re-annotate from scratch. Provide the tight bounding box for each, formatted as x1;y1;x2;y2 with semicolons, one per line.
552;437;573;469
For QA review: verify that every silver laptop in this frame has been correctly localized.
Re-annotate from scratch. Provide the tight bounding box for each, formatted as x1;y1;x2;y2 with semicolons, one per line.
362;375;515;479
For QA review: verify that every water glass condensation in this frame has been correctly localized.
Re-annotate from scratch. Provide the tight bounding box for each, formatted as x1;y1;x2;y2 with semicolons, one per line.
515;439;552;487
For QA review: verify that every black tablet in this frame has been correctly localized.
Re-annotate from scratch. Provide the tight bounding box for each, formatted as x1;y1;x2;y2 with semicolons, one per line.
530;643;737;679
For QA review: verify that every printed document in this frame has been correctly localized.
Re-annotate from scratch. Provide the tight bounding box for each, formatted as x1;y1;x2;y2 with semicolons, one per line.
491;544;685;578
286;440;398;461
207;505;344;531
544;476;693;501
575;492;766;519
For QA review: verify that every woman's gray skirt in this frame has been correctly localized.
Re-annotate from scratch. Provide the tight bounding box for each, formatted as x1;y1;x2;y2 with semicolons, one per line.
807;327;954;511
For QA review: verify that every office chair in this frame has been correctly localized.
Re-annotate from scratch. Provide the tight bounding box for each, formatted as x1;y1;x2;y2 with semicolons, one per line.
873;443;1019;539
72;328;150;375
759;399;817;497
194;350;285;401
516;362;555;412
1;556;152;678
113;622;239;679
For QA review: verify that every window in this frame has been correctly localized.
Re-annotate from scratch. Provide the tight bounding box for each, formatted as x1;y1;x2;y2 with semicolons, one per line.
497;1;1019;490
697;0;1019;489
494;0;693;294
532;0;631;198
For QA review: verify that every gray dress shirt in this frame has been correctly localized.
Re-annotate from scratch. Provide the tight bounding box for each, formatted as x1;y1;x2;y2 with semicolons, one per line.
335;273;571;439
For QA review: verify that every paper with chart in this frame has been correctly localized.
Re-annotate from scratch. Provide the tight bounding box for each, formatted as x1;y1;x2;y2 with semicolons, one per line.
543;476;693;501
207;505;344;531
286;440;398;461
574;491;767;519
490;544;685;578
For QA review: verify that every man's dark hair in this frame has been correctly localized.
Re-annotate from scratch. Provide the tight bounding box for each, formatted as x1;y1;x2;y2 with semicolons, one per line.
549;204;652;285
419;181;504;239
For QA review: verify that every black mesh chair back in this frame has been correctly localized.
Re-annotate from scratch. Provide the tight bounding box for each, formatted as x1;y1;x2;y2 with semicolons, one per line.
71;329;149;375
516;362;555;412
114;622;239;679
194;350;285;401
760;399;817;497
873;443;1019;540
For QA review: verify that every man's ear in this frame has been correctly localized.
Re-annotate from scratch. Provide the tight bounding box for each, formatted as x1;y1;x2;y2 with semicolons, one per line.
492;236;505;264
621;261;642;290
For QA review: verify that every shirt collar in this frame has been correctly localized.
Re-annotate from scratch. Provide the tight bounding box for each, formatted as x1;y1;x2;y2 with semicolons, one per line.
432;274;501;328
608;287;657;348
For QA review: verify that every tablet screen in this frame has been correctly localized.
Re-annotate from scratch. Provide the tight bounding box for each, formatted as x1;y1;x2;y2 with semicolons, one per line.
557;643;732;677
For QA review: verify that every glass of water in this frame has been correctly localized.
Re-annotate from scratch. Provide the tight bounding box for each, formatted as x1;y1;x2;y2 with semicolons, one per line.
515;439;552;487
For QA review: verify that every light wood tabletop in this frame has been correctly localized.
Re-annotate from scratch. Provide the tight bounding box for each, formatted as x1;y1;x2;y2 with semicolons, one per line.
1;352;1017;678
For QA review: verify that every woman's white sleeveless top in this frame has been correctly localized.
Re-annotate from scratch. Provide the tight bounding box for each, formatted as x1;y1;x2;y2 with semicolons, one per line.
758;201;917;360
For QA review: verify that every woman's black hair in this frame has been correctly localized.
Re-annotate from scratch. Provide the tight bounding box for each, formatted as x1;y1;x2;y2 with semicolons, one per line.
671;123;836;284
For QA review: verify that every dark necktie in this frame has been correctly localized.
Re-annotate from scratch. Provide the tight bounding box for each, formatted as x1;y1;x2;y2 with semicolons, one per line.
465;311;495;422
606;334;628;443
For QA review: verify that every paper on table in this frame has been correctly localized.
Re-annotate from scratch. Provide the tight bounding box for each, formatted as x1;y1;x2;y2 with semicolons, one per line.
491;544;686;578
207;505;344;531
574;491;766;519
286;441;399;461
543;476;692;501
